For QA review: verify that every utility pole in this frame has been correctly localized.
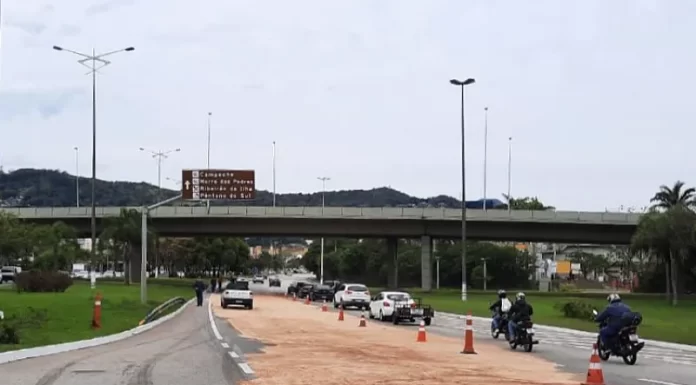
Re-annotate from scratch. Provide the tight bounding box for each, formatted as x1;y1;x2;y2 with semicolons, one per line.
317;176;331;285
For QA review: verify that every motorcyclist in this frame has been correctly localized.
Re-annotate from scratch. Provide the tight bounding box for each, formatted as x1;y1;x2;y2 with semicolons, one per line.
489;289;512;333
595;293;632;348
508;292;534;340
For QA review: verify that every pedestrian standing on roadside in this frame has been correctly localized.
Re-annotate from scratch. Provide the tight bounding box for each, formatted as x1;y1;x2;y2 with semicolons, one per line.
194;277;206;306
217;277;222;293
210;277;217;293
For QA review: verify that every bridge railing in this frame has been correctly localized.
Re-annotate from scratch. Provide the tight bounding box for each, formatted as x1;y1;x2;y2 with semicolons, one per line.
0;206;641;224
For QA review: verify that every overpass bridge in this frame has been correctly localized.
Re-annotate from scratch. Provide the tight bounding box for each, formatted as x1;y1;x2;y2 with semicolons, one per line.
1;205;640;244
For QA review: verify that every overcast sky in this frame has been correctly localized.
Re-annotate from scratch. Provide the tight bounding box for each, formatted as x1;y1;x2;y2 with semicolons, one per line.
0;0;694;211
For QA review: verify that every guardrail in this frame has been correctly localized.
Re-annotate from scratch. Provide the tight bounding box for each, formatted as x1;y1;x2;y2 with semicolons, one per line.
0;206;642;224
139;296;188;325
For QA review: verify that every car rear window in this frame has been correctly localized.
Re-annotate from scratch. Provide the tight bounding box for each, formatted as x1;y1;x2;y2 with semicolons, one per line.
387;294;410;301
347;285;367;291
315;285;331;290
227;281;249;290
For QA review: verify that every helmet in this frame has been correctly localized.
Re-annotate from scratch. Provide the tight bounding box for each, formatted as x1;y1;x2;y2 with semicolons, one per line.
516;292;526;300
497;289;507;298
607;293;621;303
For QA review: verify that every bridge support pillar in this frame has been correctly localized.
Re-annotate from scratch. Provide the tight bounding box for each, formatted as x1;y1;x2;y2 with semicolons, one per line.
386;237;398;289
421;235;432;291
130;246;143;283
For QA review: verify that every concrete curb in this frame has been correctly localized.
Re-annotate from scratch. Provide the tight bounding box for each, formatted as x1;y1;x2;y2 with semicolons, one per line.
0;297;195;365
439;312;696;352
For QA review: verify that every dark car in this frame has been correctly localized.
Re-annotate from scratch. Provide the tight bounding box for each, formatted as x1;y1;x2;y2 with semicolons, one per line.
298;284;314;299
268;277;281;287
286;281;310;296
309;284;334;302
323;280;341;292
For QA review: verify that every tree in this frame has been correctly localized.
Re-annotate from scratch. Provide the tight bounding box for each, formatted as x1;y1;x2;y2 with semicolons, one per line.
568;251;610;279
502;194;554;210
99;208;154;284
650;181;695;210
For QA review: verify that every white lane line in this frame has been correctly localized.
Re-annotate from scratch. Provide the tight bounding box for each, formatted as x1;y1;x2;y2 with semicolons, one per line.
220;342;229;349
208;298;223;340
238;363;255;375
228;351;240;359
638;379;685;385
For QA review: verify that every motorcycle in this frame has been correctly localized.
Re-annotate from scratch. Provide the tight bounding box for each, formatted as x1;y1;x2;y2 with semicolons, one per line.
491;312;510;340
508;319;539;352
592;309;645;365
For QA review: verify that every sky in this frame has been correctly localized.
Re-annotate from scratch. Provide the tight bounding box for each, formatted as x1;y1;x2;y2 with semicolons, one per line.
0;0;694;212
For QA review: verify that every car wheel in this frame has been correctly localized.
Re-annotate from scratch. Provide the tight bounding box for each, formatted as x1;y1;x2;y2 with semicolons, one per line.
424;317;432;326
379;310;385;322
369;309;375;319
248;304;254;310
220;302;226;309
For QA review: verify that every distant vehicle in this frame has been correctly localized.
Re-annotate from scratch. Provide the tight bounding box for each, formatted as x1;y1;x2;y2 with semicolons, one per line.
368;291;434;325
286;281;310;296
1;266;21;283
323;280;341;293
221;281;253;310
309;284;333;302
268;277;281;287
333;283;370;310
252;275;265;284
236;276;250;282
298;284;314;299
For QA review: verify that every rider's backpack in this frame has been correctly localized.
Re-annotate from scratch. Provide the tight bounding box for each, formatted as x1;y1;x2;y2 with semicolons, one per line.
500;298;512;312
620;311;642;327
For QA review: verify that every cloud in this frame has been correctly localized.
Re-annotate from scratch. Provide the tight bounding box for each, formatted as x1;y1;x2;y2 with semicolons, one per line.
85;0;134;16
0;88;85;121
4;20;47;36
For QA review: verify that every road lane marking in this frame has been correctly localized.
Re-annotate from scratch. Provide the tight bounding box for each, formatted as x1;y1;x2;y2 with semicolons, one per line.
638;379;685;385
238;362;255;375
220;342;229;349
208;298;223;340
228;351;239;359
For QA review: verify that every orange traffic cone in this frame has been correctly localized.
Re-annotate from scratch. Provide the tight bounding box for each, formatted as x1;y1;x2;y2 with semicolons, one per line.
416;320;427;342
582;344;606;385
460;312;477;354
338;305;345;321
305;295;311;305
358;311;367;327
292;292;297;301
321;300;328;312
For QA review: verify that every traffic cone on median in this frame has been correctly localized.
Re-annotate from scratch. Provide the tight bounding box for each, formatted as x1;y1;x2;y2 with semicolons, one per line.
582;344;606;385
321;300;328;312
460;312;477;354
358;311;367;327
305;295;311;305
416;320;427;342
338;305;345;321
293;292;297;301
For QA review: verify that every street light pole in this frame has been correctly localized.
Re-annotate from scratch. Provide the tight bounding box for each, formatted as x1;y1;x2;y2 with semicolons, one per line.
507;137;512;213
449;77;476;302
139;147;181;202
206;112;212;211
317;176;330;285
53;45;135;277
483;107;489;210
74;147;80;208
482;258;488;291
272;141;277;207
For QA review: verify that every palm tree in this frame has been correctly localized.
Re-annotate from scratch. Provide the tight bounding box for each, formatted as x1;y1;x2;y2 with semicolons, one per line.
100;208;155;284
650;181;695;210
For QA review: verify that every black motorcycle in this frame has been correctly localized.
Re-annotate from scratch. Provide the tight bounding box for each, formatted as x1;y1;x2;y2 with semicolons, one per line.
592;309;645;365
508;319;539;352
491;312;510;340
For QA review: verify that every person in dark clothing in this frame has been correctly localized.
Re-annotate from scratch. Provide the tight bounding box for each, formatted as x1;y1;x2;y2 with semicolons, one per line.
507;292;534;340
209;278;217;293
489;289;512;333
194;278;206;306
217;277;222;293
596;293;632;346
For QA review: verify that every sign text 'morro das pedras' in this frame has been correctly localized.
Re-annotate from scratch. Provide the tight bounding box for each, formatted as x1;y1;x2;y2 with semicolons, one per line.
181;169;256;200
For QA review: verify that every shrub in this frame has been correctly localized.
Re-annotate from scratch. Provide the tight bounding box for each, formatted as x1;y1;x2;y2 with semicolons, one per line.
559;283;579;292
0;308;49;345
555;300;595;320
0;321;20;344
15;270;74;293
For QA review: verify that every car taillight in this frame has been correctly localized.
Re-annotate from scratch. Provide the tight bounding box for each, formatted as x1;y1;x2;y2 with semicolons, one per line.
345;290;352;295
410;303;416;309
249;292;253;296
382;301;390;307
365;291;370;296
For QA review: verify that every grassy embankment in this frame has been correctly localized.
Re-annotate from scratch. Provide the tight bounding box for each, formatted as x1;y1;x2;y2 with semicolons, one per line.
0;279;194;352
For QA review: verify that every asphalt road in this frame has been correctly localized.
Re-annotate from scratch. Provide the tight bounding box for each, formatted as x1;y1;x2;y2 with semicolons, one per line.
255;276;692;385
0;297;247;385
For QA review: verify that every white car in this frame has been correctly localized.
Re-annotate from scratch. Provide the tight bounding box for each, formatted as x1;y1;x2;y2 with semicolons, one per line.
221;281;253;310
368;291;433;325
333;283;370;310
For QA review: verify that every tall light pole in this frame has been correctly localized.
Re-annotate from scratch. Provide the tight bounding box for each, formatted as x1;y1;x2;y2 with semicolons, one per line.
272;141;277;206
449;77;476;302
139;147;181;202
206;112;212;210
165;177;181;187
481;257;488;291
74;147;80;207
483;107;489;210
317;176;331;285
507;137;512;213
53;45;135;275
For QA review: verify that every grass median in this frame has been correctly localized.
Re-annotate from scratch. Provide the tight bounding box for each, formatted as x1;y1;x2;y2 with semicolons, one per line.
405;290;696;345
0;280;194;352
